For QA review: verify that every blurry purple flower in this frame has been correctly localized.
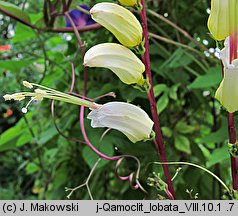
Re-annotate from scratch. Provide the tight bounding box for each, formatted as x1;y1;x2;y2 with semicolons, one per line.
65;4;96;27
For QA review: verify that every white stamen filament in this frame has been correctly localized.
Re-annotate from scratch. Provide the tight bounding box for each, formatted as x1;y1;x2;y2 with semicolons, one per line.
4;81;98;110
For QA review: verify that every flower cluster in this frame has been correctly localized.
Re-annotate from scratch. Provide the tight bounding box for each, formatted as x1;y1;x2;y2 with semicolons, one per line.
208;0;238;112
84;2;148;89
3;81;153;143
3;1;154;143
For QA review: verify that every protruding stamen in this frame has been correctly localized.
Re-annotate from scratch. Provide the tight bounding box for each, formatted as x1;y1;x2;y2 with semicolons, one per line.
11;93;25;101
34;89;47;95
21;107;28;113
3;94;12;101
23;81;33;89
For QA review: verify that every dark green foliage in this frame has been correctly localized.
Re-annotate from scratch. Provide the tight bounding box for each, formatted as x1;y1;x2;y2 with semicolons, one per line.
0;0;235;200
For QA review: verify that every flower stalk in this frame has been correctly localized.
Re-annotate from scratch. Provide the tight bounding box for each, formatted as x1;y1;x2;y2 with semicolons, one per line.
208;0;238;190
139;0;176;199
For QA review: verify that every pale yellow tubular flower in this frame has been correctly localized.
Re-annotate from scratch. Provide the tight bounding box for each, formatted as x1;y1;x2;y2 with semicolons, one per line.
90;3;142;47
207;0;230;41
118;0;137;7
215;37;238;112
84;43;145;85
87;102;154;143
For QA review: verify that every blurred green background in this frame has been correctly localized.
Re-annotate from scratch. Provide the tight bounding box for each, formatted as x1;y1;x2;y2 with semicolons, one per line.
0;0;235;199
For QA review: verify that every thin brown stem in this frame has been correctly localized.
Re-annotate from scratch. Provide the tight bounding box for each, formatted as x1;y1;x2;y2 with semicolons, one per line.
0;7;101;33
140;0;176;199
149;32;202;55
147;9;209;52
0;7;39;30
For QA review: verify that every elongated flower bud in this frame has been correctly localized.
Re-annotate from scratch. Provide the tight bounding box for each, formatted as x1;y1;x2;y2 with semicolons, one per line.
118;0;137;7
208;0;238;41
84;43;146;86
90;3;142;47
215;37;238;112
87;102;154;143
207;0;229;41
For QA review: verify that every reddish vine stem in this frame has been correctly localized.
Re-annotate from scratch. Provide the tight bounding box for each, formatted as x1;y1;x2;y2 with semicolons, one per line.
139;0;176;199
227;112;238;190
65;10;149;196
220;62;238;190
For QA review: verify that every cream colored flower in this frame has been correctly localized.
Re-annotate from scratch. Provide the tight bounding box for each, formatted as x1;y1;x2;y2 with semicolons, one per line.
87;102;154;143
215;37;238;112
90;3;142;47
207;0;229;41
207;0;238;41
84;43;146;86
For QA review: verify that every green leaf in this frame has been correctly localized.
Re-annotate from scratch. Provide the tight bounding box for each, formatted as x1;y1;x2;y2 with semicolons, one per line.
82;133;114;169
0;113;35;151
0;60;33;71
176;121;195;134
160;48;193;69
26;162;39;174
16;131;32;147
188;66;222;89
0;1;30;23
206;146;230;168
161;126;173;138
38;126;58;145
156;93;169;114
82;143;114;169
12;23;35;43
169;84;180;100
175;134;191;154
153;84;167;97
200;117;228;144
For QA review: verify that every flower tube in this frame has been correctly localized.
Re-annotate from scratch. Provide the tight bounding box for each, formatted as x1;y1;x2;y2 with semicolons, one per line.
84;43;146;86
207;0;230;41
3;82;154;143
90;3;142;47
215;37;238;113
87;102;154;143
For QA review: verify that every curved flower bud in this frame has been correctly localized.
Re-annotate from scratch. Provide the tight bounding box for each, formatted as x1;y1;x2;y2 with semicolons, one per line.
207;0;229;41
90;3;142;47
84;43;146;86
208;0;238;41
215;37;238;112
87;102;154;143
118;0;137;7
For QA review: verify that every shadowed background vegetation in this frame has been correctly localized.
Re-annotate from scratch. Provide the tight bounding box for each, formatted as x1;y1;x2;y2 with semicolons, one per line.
0;0;234;199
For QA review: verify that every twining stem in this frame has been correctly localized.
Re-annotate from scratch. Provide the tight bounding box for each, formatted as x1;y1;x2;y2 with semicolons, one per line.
139;0;176;199
152;162;231;194
65;9;150;197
